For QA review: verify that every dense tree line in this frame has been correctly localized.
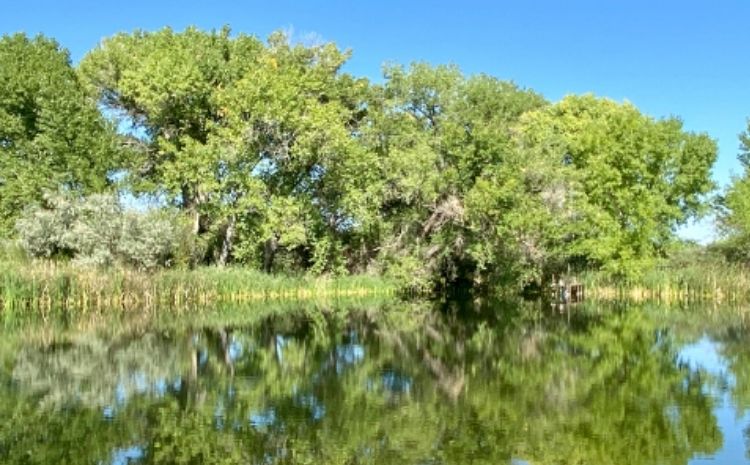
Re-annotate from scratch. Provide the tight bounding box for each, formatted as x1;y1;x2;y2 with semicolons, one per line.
0;28;718;290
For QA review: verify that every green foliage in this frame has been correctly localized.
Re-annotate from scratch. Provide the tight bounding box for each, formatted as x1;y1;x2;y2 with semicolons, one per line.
719;177;750;262
715;121;750;264
519;95;716;277
80;27;369;273
363;63;552;289
0;33;119;236
0;27;721;291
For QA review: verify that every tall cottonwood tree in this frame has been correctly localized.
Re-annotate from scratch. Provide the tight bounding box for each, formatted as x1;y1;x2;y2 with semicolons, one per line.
519;95;717;276
0;33;119;235
216;32;372;272
79;27;265;253
80;28;369;269
360;63;551;289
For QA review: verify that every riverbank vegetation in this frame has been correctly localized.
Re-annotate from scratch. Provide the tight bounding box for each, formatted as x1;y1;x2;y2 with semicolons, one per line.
0;257;395;314
4;27;750;300
582;245;750;303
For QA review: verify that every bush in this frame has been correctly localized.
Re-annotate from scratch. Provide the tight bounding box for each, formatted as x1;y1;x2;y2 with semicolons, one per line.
15;193;179;269
118;211;178;269
379;252;433;294
15;194;77;259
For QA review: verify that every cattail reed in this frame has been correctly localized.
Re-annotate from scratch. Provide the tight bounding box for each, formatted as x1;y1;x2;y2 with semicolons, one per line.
0;260;397;314
581;262;750;304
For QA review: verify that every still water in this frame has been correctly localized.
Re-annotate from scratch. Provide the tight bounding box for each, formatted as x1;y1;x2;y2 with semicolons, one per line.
1;300;749;464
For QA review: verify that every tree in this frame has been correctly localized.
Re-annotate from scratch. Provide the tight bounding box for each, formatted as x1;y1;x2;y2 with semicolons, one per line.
519;95;717;276
718;179;750;262
716;121;750;263
79;27;264;245
362;63;550;289
216;32;371;272
80;28;369;270
0;33;119;236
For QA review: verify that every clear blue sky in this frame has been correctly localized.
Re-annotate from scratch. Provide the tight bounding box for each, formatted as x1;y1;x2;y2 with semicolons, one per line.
3;0;749;241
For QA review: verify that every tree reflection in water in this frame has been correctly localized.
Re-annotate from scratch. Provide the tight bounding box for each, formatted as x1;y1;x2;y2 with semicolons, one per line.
0;301;746;464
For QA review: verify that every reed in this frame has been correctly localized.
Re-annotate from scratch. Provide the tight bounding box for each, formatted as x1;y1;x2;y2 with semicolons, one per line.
0;260;398;315
581;262;750;303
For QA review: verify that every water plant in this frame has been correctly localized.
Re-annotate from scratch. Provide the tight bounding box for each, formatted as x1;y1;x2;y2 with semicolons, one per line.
0;260;397;315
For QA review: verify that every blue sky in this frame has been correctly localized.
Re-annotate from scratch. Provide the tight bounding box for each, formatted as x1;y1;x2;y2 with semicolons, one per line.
3;0;749;241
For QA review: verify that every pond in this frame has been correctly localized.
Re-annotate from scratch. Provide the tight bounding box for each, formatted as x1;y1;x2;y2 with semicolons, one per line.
0;299;749;464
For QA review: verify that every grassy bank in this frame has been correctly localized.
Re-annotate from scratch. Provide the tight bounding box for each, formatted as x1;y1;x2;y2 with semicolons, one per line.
581;262;750;303
0;260;397;313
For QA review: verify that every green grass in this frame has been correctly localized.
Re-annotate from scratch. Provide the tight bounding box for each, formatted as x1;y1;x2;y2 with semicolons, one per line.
581;261;750;303
0;259;398;314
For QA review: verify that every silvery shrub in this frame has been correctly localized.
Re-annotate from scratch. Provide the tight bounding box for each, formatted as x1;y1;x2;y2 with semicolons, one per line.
16;193;178;269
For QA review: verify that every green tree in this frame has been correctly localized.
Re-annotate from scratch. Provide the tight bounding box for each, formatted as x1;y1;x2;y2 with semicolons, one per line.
0;33;119;236
216;32;371;272
362;63;550;289
717;176;750;263
520;95;717;276
80;28;369;270
79;27;265;257
717;120;750;263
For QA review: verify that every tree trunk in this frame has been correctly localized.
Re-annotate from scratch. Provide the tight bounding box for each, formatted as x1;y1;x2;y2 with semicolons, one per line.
182;185;203;235
263;235;278;273
192;210;202;235
218;215;236;266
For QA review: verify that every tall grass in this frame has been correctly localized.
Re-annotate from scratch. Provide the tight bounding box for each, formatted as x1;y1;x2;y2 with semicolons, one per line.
0;259;397;314
581;261;750;303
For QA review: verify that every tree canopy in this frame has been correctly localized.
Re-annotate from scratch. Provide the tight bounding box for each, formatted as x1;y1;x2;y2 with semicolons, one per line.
2;27;719;288
0;33;120;233
519;96;716;276
716;119;750;263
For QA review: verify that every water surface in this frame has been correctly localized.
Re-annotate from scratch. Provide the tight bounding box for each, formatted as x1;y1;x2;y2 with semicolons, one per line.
1;300;749;464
